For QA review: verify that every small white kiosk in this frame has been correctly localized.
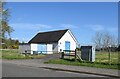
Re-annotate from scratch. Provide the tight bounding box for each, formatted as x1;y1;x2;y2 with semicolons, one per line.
81;46;95;62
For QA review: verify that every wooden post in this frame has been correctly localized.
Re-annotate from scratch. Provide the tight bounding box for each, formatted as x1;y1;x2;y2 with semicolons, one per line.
108;47;111;65
61;52;64;59
75;49;77;61
25;50;27;56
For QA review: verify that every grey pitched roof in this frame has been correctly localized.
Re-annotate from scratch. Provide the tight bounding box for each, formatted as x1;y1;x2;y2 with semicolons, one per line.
28;29;68;44
19;43;30;45
81;46;92;49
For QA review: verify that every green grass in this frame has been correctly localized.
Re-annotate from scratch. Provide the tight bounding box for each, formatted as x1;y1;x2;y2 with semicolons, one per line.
95;52;119;64
45;58;119;70
0;49;45;60
45;51;120;70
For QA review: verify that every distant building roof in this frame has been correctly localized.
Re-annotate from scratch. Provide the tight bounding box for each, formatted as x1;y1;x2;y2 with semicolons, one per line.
28;29;69;44
19;43;30;45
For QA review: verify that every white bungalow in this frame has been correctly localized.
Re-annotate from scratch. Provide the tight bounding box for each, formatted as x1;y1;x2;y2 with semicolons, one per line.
19;29;78;54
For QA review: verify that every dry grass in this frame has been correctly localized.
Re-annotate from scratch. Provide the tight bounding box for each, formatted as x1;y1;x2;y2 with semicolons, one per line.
95;51;119;64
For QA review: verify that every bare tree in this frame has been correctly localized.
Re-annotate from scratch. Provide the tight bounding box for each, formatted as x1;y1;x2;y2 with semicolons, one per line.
93;32;117;50
102;32;111;64
102;32;117;50
93;31;117;64
92;32;103;50
102;32;111;48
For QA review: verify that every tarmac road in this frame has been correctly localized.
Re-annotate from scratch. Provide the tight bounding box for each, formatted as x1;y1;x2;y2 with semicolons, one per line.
2;62;105;77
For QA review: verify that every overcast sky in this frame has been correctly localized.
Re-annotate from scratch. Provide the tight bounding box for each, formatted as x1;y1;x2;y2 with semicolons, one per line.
6;2;118;45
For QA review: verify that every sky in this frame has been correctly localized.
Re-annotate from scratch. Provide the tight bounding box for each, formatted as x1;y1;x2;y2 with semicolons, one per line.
6;2;118;45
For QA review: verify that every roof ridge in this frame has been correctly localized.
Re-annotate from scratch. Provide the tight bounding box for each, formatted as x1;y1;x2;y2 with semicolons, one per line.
38;29;69;34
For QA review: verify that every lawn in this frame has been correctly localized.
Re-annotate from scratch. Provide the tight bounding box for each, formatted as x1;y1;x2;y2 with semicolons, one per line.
95;52;119;64
45;51;120;70
1;49;45;59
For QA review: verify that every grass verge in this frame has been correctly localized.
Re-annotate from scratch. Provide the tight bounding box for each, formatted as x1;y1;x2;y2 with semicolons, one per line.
1;49;45;60
44;58;120;70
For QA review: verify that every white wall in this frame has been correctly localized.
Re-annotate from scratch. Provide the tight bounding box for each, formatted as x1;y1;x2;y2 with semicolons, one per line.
47;44;53;54
52;43;58;53
30;43;38;54
31;43;53;54
58;30;77;52
19;44;31;54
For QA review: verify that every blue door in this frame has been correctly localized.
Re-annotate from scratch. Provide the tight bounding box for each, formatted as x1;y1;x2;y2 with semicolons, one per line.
38;44;47;54
65;41;70;51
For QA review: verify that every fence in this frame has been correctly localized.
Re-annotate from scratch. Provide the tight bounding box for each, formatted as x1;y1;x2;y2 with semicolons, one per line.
23;50;54;55
61;49;82;61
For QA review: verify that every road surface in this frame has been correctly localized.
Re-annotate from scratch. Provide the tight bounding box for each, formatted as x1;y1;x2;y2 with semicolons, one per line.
2;63;105;77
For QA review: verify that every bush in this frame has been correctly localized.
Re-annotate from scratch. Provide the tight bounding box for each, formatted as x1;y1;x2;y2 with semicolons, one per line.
117;45;120;51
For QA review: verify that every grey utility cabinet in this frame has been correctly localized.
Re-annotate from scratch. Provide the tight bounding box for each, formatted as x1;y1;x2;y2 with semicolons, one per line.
81;46;95;62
